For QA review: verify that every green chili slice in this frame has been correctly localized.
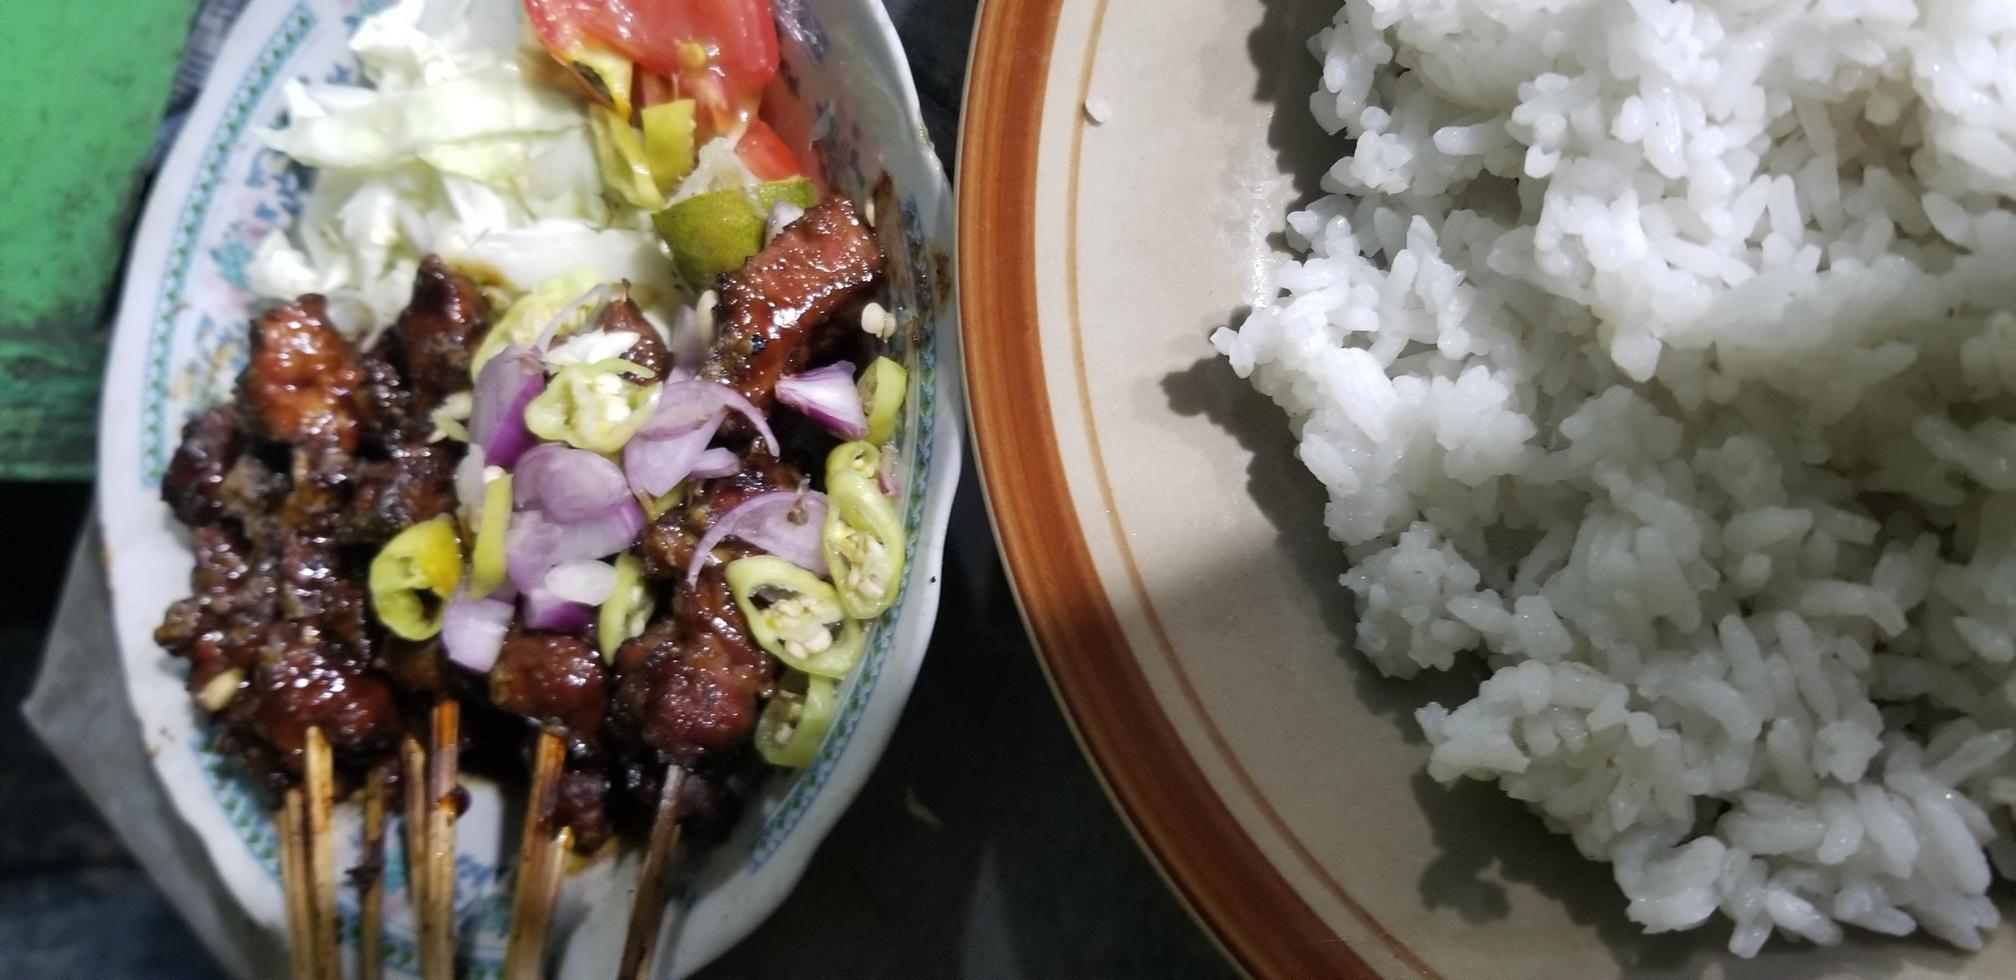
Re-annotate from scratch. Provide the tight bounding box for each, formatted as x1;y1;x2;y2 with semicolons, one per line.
755;670;837;768
822;440;904;617
725;555;865;678
858;356;907;446
524;358;660;453
468;269;604;379
368;515;464;640
825;440;880;487
589;104;665;211
822;468;906;619
642;481;689;521
467;473;513;599
641;98;698;196
596;553;653;663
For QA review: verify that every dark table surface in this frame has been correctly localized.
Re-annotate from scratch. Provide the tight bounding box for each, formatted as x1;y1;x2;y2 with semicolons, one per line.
2;1;1234;977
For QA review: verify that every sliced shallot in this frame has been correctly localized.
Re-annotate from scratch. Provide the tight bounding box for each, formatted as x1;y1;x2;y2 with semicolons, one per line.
505;502;646;593
522;560;615;633
544;559;619;605
514;444;631;521
442;592;514;673
468;346;544;467
645;378;779;456
775;362;867;439
455;445;490;524
522;587;594;633
684;490;829;584
691;447;740;479
623;410;723;497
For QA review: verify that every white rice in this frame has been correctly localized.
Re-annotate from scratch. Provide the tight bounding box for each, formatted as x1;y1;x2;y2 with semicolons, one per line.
1213;0;2016;956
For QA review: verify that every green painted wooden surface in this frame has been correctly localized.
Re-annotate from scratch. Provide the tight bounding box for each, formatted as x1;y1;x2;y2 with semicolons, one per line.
0;0;202;479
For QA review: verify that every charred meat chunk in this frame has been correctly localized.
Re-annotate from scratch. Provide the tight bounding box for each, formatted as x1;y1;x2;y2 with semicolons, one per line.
611;569;775;770
673;543;766;646
553;767;614;853
250;624;402;771
355;348;416;447
238;296;367;452
378;636;454;696
597;292;672;379
218;453;289;539
154;528;240;689
190;522;254;606
702;198;883;407
490;631;611;754
155;525;261;691
617;630;768;769
279;441;355;536
339;442;460;547
208;537;285;673
278;531;371;660
162;405;243;526
383;257;490;417
694;452;807;517
614;757;745;844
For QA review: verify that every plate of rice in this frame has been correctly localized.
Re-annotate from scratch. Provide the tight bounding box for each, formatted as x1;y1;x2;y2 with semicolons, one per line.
961;0;2016;975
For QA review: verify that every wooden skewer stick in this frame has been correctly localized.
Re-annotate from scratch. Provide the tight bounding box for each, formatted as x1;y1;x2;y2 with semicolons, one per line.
617;765;688;980
359;762;390;980
279;787;314;980
399;734;428;945
303;727;340;980
420;700;461;980
520;826;573;974
503;731;569;980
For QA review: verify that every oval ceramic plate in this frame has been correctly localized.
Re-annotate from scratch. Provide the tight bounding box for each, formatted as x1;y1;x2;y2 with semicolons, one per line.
959;1;2010;978
97;0;959;976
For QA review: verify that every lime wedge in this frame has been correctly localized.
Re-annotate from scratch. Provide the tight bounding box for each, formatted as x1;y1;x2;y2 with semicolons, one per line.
653;177;818;288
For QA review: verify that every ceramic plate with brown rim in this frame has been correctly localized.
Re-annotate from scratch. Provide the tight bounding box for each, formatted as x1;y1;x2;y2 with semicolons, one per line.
958;1;2016;978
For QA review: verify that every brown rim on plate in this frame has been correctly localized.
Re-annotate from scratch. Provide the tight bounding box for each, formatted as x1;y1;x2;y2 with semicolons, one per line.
958;1;1434;976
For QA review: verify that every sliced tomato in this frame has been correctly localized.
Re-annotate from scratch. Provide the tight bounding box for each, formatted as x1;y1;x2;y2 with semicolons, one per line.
525;0;779;136
734;120;804;181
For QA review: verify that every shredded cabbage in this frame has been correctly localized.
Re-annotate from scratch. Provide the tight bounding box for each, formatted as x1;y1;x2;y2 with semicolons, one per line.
248;0;680;337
